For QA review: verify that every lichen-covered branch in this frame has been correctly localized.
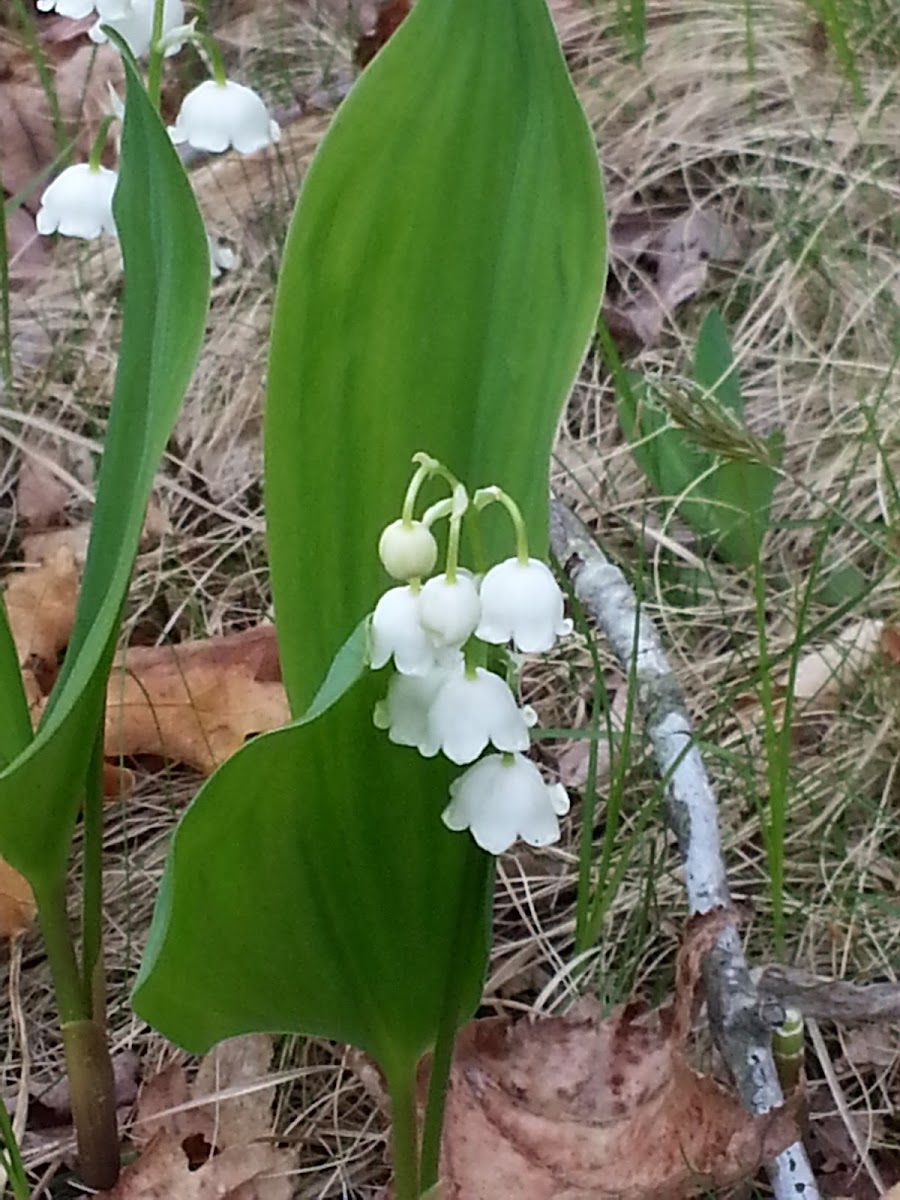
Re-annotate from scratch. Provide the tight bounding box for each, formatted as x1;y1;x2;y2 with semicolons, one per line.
549;496;819;1200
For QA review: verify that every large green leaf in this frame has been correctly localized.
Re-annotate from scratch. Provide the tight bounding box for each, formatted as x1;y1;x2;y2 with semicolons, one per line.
0;57;210;887
134;0;605;1074
617;309;779;567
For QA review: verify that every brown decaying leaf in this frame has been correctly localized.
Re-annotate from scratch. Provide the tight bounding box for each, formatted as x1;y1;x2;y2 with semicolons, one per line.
735;618;896;731
0;857;36;940
433;911;798;1200
105;627;289;775
2;545;80;681
101;1035;294;1200
16;447;72;528
355;0;412;68
605;209;746;349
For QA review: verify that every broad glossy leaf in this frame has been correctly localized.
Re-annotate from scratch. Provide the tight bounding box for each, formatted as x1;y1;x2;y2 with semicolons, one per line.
0;57;210;887
134;0;605;1073
134;677;492;1062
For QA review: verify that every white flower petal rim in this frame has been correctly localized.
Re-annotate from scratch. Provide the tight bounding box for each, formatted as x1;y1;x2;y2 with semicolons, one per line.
426;666;531;765
476;556;572;653
442;753;569;855
169;80;281;154
36;164;117;241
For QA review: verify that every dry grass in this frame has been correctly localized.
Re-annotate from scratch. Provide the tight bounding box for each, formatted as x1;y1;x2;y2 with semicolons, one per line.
1;0;898;1195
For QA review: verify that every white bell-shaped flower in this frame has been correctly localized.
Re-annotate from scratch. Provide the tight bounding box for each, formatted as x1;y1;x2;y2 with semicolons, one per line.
37;0;95;17
169;80;281;154
418;572;480;649
208;236;236;279
476;557;572;653
370;586;436;677
378;519;438;582
426;666;533;765
90;0;186;59
36;164;117;240
442;753;570;854
373;668;450;755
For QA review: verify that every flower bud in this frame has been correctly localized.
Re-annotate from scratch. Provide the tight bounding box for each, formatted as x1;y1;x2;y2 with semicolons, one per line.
378;519;438;582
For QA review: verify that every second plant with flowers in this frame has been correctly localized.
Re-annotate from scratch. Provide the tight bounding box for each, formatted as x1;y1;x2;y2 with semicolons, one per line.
371;452;572;854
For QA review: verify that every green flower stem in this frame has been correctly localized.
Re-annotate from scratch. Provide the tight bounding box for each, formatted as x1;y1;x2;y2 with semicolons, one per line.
36;878;119;1188
60;1019;120;1190
473;486;529;563
198;32;227;85
87;117;117;172
146;0;168;110
387;1066;419;1200
419;848;491;1191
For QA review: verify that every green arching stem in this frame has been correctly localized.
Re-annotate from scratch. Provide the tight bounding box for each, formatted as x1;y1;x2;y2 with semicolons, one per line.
473;486;529;564
87;116;117;173
402;452;459;525
197;31;227;85
442;484;469;583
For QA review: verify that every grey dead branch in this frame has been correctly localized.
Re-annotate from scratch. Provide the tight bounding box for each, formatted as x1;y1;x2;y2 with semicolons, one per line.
549;496;820;1200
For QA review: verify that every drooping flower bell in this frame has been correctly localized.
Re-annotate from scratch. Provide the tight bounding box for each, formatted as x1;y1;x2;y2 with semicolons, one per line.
90;0;189;59
425;666;534;765
418;572;480;650
369;586;436;677
169;80;281;154
36;164;117;240
476;557;572;653
373;668;449;755
442;753;570;854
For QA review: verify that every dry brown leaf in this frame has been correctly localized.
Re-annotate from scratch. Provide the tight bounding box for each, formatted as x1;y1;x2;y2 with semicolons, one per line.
790;619;885;708
434;911;798;1200
0;856;35;939
105;627;288;774
607;208;746;348
107;1035;294;1200
3;545;79;678
16;447;71;528
20;524;92;566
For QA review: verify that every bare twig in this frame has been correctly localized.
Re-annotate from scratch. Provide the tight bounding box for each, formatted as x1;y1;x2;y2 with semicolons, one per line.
757;966;900;1024
549;495;820;1200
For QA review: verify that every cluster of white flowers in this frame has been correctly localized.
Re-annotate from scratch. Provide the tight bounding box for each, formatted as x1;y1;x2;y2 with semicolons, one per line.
34;0;280;276
369;455;572;856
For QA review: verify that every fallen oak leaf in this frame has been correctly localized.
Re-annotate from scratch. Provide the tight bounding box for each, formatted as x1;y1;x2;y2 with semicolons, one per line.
107;1036;295;1200
104;627;289;775
432;911;798;1200
2;544;79;686
0;856;35;939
